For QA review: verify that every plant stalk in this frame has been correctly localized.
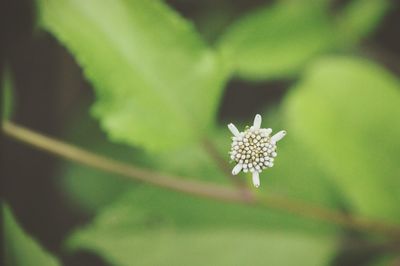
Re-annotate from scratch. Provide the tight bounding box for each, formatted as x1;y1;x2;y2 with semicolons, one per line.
3;121;400;240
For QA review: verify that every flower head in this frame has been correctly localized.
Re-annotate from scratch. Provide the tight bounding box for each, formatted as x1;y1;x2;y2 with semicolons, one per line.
227;114;286;188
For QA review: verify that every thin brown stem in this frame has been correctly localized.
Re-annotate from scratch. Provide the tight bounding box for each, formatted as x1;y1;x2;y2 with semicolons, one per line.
201;137;251;197
3;121;400;240
2;121;246;203
201;138;232;178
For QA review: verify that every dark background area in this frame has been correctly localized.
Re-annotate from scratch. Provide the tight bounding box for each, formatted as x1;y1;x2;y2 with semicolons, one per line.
1;0;399;265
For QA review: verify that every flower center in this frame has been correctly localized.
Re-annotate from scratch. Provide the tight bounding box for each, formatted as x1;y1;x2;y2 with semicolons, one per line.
230;128;277;172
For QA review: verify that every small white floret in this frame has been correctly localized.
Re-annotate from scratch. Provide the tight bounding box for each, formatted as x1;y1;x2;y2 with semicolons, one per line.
228;123;240;137
232;164;243;175
252;171;260;188
253;114;262;130
271;130;286;143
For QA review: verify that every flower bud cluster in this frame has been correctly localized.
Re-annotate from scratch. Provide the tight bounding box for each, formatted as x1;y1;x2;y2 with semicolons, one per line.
230;128;277;173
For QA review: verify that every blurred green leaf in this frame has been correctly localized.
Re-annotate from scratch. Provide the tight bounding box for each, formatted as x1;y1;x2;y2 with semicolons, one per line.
217;2;337;80
217;0;389;81
67;187;338;266
368;254;400;266
214;112;343;208
59;102;227;213
336;0;390;46
38;0;227;152
285;57;400;222
3;204;60;266
2;69;14;120
60;104;343;218
70;184;337;233
60;103;343;266
60;105;141;213
69;229;336;266
60;150;133;213
60;119;226;213
266;135;343;208
61;108;343;264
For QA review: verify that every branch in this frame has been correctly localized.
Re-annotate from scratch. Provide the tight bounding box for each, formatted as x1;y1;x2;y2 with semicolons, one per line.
201;137;251;196
3;121;400;240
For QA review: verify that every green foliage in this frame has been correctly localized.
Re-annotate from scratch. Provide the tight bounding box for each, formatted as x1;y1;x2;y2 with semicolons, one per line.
60;106;343;219
69;229;336;266
266;136;343;207
2;70;14;120
218;2;337;80
67;185;335;234
60;109;343;264
217;0;388;80
59;103;227;213
369;255;400;266
285;57;400;222
34;0;398;264
37;0;389;153
3;204;60;266
61;164;130;213
336;0;390;46
38;0;227;152
59;108;136;212
58;103;343;264
66;187;338;266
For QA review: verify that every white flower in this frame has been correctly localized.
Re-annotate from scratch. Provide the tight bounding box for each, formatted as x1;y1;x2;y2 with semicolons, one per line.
227;114;286;188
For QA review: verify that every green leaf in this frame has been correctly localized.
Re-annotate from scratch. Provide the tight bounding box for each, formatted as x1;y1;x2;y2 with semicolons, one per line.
266;135;342;208
38;0;227;151
59;104;343;266
3;204;60;266
368;254;400;266
60;103;343;217
59;105;141;213
73;185;337;232
69;229;336;266
61;106;342;264
67;187;338;266
59;102;227;213
336;0;390;46
214;112;343;208
2;69;14;120
285;57;400;222
217;0;389;81
60;149;133;213
217;1;337;80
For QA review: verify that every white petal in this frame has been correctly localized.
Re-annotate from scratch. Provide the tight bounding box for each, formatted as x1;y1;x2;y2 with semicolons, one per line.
253;114;262;130
261;128;272;137
232;164;243;175
271;130;286;143
252;171;260;188
228;123;240;137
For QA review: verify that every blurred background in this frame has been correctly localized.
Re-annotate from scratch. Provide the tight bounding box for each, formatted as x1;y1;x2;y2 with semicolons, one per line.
1;0;400;265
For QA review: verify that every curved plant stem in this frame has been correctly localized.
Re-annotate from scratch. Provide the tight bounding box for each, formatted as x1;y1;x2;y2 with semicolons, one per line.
202;137;251;196
202;138;235;180
3;121;400;240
